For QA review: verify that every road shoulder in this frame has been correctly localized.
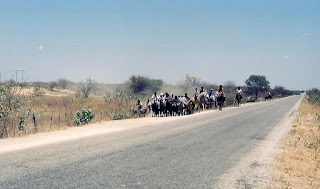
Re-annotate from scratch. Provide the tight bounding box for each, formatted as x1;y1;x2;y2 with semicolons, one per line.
216;96;302;188
270;98;320;188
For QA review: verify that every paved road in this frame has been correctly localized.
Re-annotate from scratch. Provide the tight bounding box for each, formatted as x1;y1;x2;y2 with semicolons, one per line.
0;96;301;189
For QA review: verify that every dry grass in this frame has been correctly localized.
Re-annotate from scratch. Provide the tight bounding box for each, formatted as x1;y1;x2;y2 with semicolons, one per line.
270;98;320;188
5;88;137;138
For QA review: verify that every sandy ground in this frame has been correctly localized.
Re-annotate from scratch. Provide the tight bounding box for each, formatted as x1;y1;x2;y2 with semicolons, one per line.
270;98;320;189
16;87;73;97
215;96;302;189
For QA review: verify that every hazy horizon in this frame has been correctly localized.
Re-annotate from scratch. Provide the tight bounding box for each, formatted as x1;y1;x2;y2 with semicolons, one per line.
0;1;319;90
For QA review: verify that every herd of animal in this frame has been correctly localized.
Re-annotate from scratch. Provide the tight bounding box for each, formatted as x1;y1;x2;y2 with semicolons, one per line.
133;90;274;117
134;91;226;117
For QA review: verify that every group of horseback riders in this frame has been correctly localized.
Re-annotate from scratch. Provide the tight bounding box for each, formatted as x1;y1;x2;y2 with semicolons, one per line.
135;85;274;116
135;85;244;116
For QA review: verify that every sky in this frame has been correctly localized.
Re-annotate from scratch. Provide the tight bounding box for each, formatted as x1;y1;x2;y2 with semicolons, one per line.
0;0;319;90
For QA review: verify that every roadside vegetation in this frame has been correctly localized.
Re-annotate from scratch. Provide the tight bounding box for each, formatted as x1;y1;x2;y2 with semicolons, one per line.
0;74;300;139
271;89;320;188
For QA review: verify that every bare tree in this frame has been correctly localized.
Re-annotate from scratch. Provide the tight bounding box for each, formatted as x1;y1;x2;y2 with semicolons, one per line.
57;79;70;89
185;74;201;87
79;78;96;98
224;80;236;88
224;80;237;93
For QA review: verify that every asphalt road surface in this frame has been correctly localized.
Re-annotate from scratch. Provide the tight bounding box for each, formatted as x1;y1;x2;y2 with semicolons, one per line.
0;95;301;189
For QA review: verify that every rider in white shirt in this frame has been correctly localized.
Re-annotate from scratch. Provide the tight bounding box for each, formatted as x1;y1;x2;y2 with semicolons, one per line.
151;92;159;101
236;87;242;99
236;87;242;94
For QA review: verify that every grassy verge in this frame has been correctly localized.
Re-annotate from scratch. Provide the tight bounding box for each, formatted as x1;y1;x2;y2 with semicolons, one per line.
270;97;320;188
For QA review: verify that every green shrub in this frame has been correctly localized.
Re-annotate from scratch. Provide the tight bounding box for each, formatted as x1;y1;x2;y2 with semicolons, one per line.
307;88;320;105
18;117;26;131
32;86;45;97
75;109;95;126
0;82;25;138
48;82;57;91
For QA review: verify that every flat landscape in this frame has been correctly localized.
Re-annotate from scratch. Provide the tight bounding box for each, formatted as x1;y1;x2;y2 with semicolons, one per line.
0;96;301;188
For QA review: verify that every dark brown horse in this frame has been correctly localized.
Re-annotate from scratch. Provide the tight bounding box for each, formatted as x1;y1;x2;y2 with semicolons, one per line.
235;93;242;107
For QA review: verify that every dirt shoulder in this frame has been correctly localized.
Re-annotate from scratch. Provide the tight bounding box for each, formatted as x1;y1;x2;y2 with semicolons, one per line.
215;96;302;189
270;98;320;188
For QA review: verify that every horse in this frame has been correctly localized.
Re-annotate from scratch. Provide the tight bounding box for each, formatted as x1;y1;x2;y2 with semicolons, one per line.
235;93;242;107
207;95;216;109
133;105;148;116
151;99;160;117
216;94;225;110
265;95;272;101
170;100;179;116
164;98;172;116
188;97;201;114
198;92;209;111
179;97;190;115
159;99;167;117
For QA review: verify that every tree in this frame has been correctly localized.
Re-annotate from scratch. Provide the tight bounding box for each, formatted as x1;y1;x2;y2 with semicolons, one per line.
245;75;270;98
224;80;237;93
129;75;163;94
224;80;236;88
57;79;70;89
48;81;57;91
79;78;96;98
185;74;201;87
129;75;148;94
0;82;24;138
273;85;291;97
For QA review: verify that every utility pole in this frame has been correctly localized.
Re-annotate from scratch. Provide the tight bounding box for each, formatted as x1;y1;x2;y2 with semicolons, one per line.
21;70;24;82
12;70;25;83
15;70;18;83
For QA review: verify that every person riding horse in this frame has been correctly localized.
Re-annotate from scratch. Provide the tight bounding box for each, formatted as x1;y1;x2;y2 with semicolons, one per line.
235;87;243;107
185;93;190;100
136;100;143;113
217;85;225;97
265;90;272;101
209;89;215;97
194;88;199;101
200;86;205;94
151;92;159;101
217;85;225;110
236;87;242;99
146;99;151;112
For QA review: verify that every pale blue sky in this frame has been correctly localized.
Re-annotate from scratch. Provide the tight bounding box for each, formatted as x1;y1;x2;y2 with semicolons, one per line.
0;0;319;90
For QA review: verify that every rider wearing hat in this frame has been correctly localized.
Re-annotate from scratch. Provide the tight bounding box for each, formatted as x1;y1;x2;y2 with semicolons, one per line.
209;88;215;97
